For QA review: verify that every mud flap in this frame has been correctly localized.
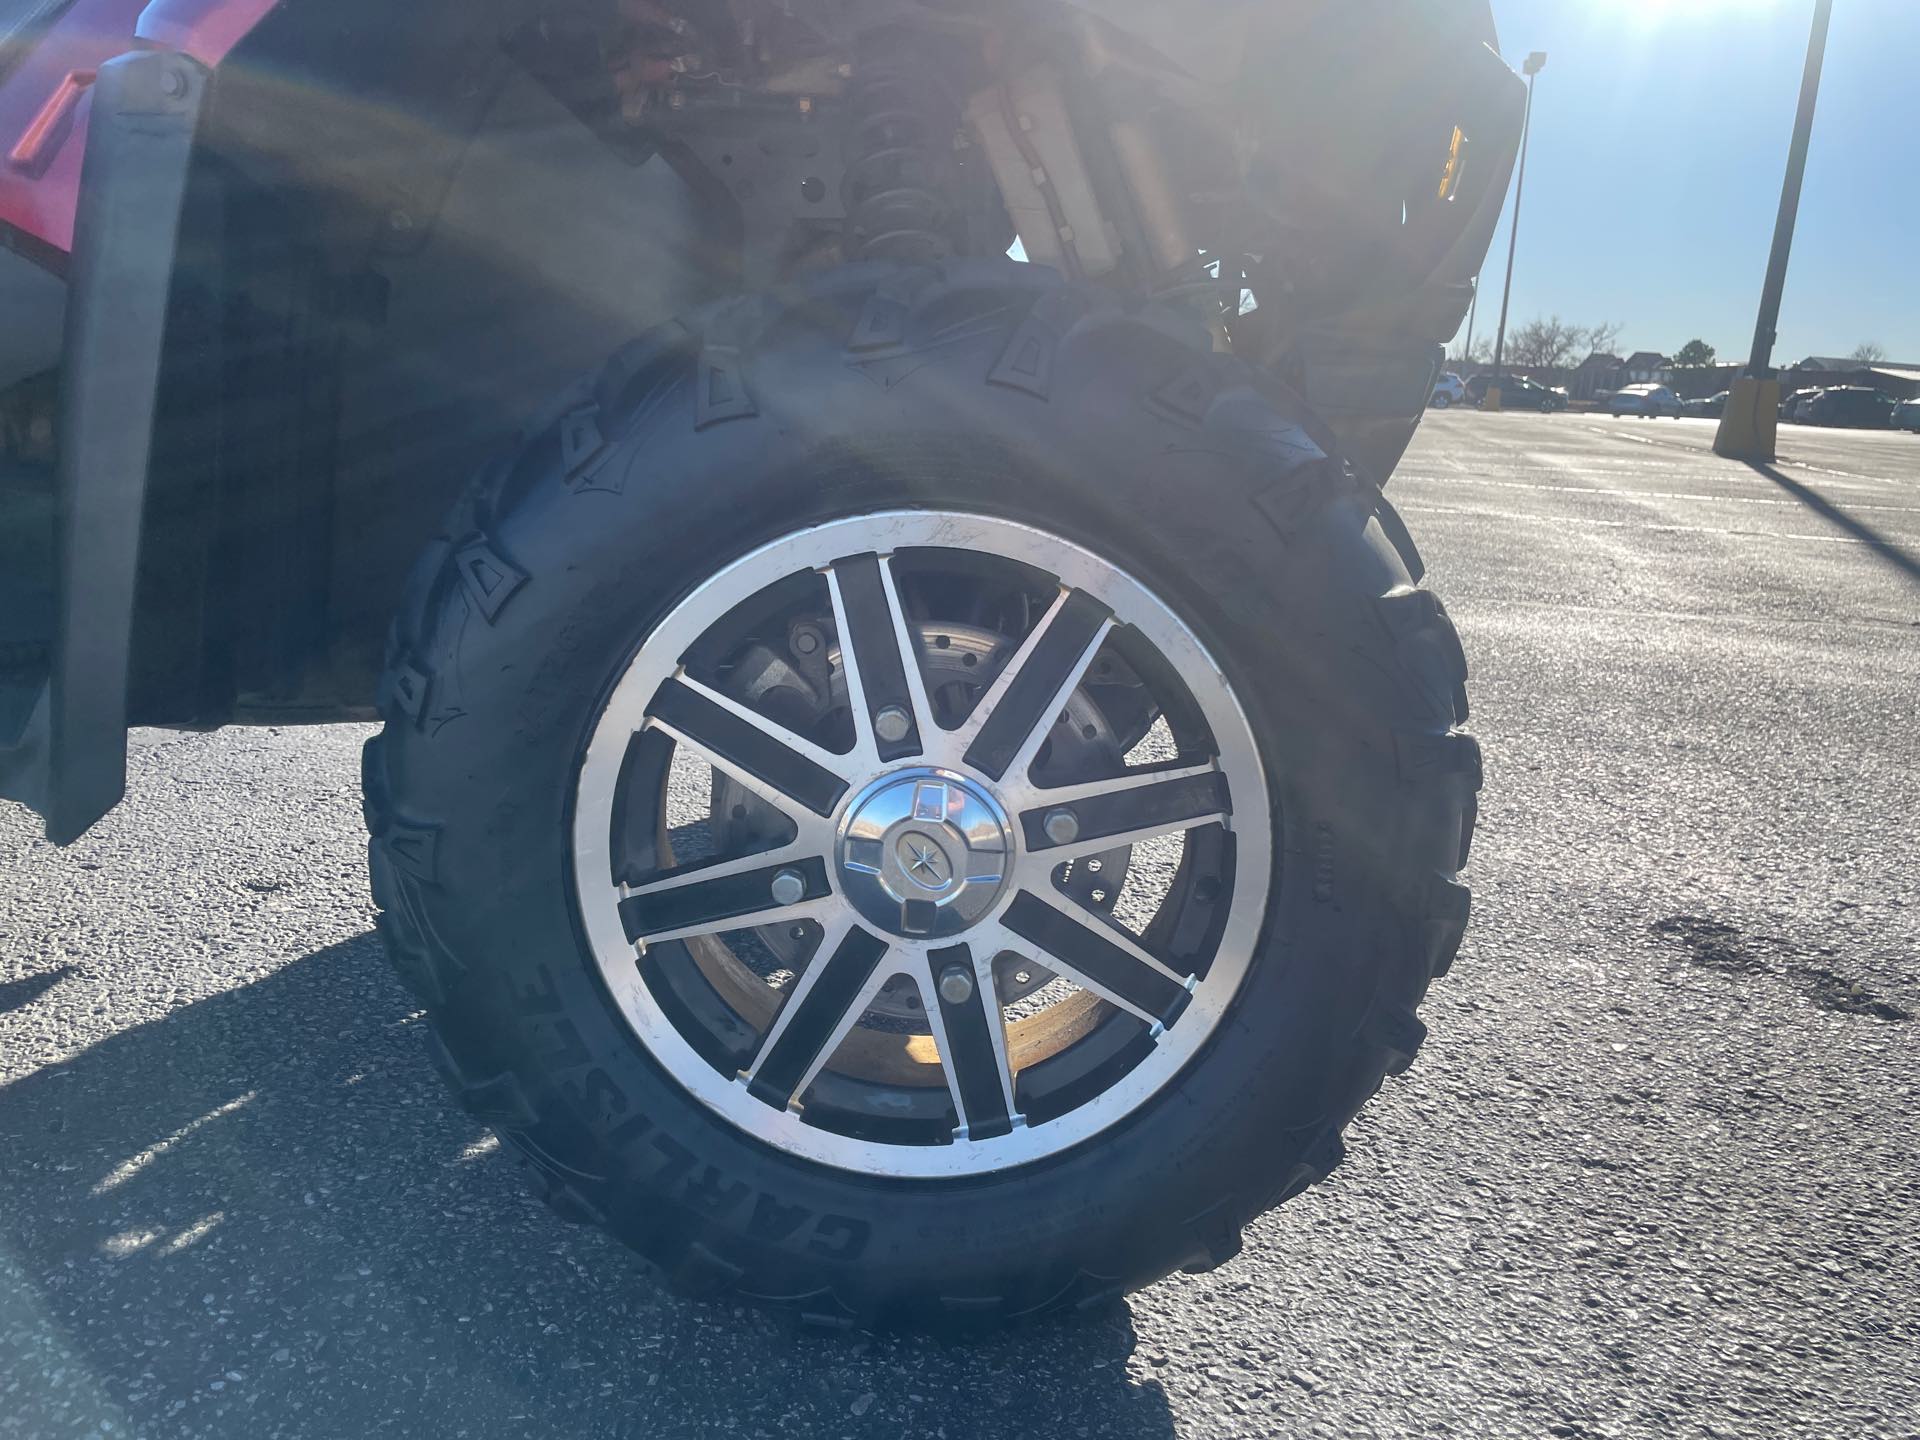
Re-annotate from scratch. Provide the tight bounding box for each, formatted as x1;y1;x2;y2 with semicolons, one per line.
0;50;206;842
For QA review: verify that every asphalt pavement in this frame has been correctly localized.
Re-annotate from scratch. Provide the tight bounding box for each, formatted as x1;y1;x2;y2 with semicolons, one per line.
2;412;1917;1438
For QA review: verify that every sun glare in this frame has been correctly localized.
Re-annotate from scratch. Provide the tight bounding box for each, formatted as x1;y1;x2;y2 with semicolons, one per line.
1612;0;1775;27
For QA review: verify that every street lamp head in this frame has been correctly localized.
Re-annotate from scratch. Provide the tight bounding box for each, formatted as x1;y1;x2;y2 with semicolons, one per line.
1523;51;1548;76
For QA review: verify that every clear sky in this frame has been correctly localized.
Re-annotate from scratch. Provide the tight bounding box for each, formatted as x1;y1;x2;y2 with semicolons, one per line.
1473;0;1918;366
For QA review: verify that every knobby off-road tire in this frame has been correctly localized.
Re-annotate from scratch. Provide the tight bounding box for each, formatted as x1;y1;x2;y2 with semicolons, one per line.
362;259;1479;1329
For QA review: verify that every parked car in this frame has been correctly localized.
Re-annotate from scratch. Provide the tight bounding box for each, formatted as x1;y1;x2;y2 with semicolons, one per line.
1609;383;1684;417
1804;387;1893;429
1509;377;1571;412
1430;372;1467;408
1779;387;1823;422
1464;374;1568;411
1683;391;1729;418
1893;398;1920;433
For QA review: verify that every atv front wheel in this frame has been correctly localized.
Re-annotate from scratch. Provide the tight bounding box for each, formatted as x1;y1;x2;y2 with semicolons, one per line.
363;260;1478;1327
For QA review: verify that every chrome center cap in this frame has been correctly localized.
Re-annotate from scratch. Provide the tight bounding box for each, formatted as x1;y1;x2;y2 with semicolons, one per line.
837;768;1012;938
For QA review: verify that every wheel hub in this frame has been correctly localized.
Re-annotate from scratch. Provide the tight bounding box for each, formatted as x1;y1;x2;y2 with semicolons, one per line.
712;617;1127;1016
837;768;1011;938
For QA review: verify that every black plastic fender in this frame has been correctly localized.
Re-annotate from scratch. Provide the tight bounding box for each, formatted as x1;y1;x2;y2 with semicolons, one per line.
0;49;206;842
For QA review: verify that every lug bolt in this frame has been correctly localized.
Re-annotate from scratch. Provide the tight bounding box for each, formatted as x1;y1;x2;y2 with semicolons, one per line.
937;964;975;1006
1043;808;1080;845
769;868;807;906
874;705;912;743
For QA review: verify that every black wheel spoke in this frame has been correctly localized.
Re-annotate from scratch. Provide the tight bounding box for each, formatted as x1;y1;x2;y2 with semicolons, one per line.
1001;891;1192;1029
960;589;1113;781
825;554;935;763
922;944;1018;1141
1019;764;1230;860
648;675;850;817
743;925;891;1109
621;851;832;945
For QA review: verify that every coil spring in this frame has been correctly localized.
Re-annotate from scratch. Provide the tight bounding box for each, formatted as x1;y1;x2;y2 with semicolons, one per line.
842;56;955;263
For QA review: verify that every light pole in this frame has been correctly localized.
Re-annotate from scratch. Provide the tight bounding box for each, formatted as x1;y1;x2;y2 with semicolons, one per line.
1486;50;1547;411
1714;0;1834;461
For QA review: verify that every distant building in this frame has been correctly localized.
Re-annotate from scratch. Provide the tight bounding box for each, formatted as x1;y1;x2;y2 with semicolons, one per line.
1793;355;1918;371
1622;351;1672;385
1669;363;1744;401
1565;350;1676;402
1874;367;1920;399
1783;358;1920;401
1566;351;1623;403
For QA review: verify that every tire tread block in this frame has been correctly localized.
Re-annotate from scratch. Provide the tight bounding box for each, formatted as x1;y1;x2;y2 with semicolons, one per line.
595;322;699;423
1178;1197;1247;1274
1152;365;1222;426
987;289;1090;399
1427;875;1472;978
382;658;432;725
454;537;528;624
424;1031;538;1129
372;856;464;1007
1368;1000;1428;1075
1253;459;1348;541
1378;585;1471;724
559;407;605;477
378;821;439;885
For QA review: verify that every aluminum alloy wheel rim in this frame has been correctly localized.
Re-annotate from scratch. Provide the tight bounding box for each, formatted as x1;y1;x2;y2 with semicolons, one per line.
572;512;1271;1178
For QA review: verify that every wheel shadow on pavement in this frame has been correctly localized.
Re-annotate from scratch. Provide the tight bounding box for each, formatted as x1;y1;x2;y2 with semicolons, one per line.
0;933;1177;1439
0;963;71;1015
1745;461;1920;586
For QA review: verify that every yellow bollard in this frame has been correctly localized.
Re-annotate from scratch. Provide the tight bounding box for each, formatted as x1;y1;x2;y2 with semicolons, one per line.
1712;375;1781;461
1482;385;1503;412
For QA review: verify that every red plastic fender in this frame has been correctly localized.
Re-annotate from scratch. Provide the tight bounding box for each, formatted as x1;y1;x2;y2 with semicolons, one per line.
0;0;273;262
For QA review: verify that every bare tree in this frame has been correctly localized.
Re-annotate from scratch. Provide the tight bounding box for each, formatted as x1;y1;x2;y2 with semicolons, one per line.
1481;315;1626;371
1850;341;1886;364
1505;315;1585;371
1449;335;1493;365
1581;320;1625;357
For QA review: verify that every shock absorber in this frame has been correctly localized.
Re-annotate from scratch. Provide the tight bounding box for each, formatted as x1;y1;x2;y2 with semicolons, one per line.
842;41;958;263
